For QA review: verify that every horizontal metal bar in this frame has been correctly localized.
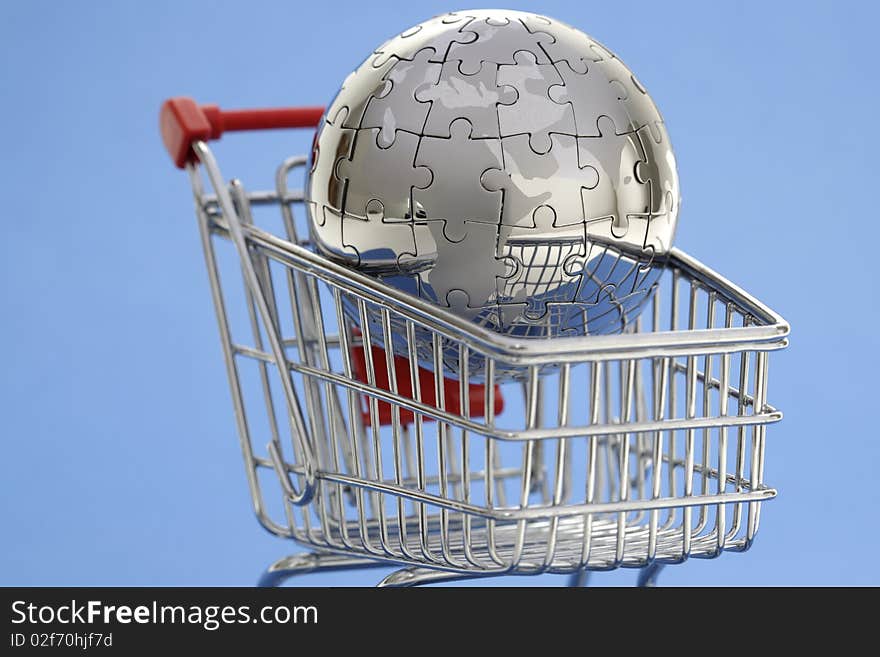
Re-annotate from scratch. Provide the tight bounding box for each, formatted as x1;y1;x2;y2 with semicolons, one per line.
204;215;789;363
201;189;304;209
280;335;780;414
280;335;350;350
261;446;761;499
232;344;781;440
315;471;776;521
289;530;754;577
253;456;524;487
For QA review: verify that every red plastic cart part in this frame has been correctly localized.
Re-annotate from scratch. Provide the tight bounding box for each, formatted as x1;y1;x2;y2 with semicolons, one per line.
159;97;324;168
350;341;504;427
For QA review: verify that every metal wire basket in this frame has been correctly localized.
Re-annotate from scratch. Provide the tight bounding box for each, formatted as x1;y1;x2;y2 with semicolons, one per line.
161;98;789;587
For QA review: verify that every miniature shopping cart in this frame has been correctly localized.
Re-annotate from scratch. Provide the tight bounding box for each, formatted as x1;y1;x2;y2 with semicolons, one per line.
160;98;790;587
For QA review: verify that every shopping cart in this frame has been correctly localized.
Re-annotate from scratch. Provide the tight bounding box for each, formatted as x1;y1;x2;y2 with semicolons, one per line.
160;97;790;587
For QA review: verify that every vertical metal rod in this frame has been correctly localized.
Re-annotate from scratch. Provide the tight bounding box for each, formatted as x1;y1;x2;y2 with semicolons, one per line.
648;355;668;561
282;157;353;532
483;358;505;567
192;143;315;505
580;362;602;568
633;330;648;526
602;361;615;501
616;359;635;564
728;332;751;543
512;365;540;568
381;308;411;560
666;269;680;535
459;343;481;568
682;282;699;556
695;290;717;535
544;363;571;569
432;332;459;568
405;320;435;564
747;351;769;542
716;305;733;553
356;299;391;555
231;181;316;529
647;279;664;557
334;294;380;556
191;171;292;537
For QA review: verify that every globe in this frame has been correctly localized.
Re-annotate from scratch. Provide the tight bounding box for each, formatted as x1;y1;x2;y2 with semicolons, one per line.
305;9;680;379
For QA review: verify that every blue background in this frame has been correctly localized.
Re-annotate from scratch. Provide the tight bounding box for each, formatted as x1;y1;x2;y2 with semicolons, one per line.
2;0;877;586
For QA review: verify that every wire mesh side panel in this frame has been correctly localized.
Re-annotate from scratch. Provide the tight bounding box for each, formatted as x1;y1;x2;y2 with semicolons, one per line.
195;159;781;575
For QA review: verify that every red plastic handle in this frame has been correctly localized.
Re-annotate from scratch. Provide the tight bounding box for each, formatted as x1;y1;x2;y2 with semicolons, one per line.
160;97;325;168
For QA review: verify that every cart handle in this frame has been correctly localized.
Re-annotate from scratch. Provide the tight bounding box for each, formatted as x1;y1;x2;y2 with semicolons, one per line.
160;97;325;168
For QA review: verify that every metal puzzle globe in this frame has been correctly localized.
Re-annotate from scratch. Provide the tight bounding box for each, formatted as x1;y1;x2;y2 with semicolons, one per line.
305;9;680;377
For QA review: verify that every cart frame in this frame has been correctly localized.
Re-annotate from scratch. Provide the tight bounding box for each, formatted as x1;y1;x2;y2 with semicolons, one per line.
161;98;789;586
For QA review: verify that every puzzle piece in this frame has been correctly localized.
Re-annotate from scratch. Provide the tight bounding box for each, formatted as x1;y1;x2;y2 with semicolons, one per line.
341;208;420;274
620;188;667;252
567;244;628;302
583;38;616;64
576;116;653;244
415;61;517;138
483;133;592;230
495;208;586;319
305;118;355;215
497;246;588;320
519;14;608;74
547;60;633;137
496;50;577;153
416;221;511;315
336;128;431;222
413;118;504;241
309;205;361;266
396;217;437;274
581;122;676;254
525;22;653;134
630;123;678;253
325;58;398;130
562;241;657;315
444;289;506;333
498;288;633;338
446;15;554;75
361;49;441;147
593;54;663;135
497;309;552;338
372;13;476;68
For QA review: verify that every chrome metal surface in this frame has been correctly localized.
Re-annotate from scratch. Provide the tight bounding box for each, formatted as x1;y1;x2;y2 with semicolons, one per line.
305;10;680;373
181;140;787;585
258;552;388;587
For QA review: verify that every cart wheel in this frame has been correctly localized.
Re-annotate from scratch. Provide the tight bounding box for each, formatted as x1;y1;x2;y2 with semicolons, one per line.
258;551;388;587
636;563;664;587
567;569;591;587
